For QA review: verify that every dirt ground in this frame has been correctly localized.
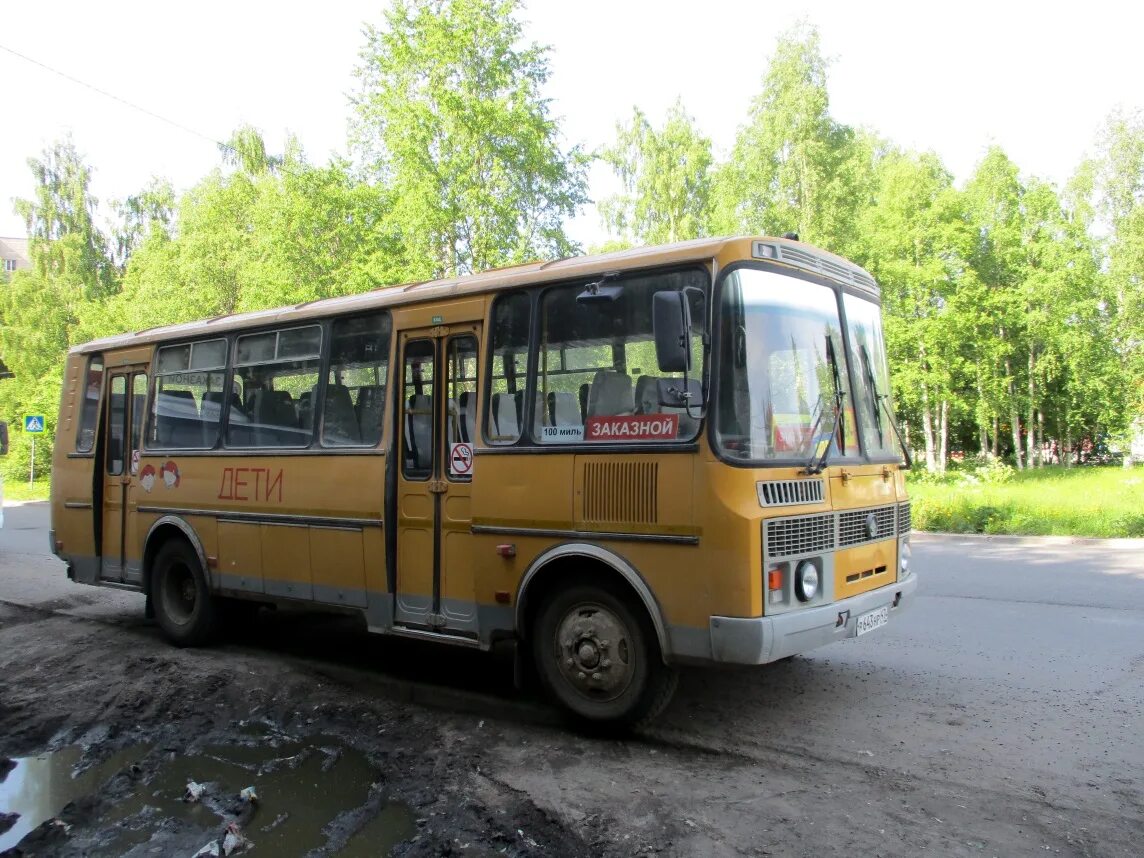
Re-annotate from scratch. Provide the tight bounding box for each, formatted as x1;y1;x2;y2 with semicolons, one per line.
1;595;1140;858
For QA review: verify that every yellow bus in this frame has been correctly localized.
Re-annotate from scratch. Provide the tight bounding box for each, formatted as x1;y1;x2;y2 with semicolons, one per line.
50;236;915;727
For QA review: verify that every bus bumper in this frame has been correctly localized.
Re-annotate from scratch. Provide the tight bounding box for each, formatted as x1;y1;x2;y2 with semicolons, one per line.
708;574;918;665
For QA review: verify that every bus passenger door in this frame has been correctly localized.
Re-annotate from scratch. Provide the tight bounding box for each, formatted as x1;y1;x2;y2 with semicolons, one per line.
393;326;481;637
100;367;146;583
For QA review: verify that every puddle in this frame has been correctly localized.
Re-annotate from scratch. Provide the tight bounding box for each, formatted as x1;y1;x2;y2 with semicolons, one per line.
0;744;149;852
1;734;414;855
338;801;417;856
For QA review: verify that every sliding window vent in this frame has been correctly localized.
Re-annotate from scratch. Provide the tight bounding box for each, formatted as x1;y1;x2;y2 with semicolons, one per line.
756;478;824;508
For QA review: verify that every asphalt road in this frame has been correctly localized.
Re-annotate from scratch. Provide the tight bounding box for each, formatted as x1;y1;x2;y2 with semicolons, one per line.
2;500;1142;855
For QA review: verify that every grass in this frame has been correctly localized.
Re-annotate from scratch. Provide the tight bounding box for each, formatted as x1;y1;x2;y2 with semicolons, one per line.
1;478;51;503
906;464;1144;538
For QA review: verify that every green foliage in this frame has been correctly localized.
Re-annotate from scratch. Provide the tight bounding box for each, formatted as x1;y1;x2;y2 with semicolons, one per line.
110;177;175;269
599;100;713;245
710;24;869;255
351;0;587;278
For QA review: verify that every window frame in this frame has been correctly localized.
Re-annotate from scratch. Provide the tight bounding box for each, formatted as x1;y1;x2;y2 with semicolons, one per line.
144;337;229;452
709;260;896;469
320;311;392;450
225;324;325;451
482;264;711;453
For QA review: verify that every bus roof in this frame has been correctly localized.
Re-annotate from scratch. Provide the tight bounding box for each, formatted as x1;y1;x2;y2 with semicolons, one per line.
72;235;877;355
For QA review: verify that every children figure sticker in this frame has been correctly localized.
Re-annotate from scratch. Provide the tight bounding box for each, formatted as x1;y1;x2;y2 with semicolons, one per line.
159;460;181;488
139;464;157;493
449;442;474;477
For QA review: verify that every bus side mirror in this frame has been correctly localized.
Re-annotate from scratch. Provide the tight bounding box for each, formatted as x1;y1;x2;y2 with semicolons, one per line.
653;292;692;373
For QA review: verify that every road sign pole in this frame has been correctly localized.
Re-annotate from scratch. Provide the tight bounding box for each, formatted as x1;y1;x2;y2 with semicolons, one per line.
30;437;35;487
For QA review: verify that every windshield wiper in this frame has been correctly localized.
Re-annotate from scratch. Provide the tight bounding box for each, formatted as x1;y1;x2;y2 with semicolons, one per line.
802;337;846;475
860;344;913;470
826;335;846;455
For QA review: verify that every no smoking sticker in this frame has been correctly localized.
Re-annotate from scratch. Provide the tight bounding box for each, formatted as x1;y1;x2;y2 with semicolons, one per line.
449;442;474;476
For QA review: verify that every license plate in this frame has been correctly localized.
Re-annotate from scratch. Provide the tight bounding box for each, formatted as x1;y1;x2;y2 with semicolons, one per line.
855;605;889;636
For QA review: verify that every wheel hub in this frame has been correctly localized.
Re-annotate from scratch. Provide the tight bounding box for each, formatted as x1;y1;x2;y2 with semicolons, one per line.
161;562;197;625
554;604;632;698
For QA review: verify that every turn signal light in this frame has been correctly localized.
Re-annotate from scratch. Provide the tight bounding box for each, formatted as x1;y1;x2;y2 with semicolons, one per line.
767;569;783;590
495;543;517;558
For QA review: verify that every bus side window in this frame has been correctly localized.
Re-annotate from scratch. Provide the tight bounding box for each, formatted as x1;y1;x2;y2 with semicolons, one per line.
147;340;227;451
323;312;391;448
486;292;529;445
76;355;105;454
229;327;321;449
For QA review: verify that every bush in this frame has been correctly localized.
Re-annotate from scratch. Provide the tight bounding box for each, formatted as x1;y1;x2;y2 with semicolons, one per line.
973;459;1015;484
0;433;53;482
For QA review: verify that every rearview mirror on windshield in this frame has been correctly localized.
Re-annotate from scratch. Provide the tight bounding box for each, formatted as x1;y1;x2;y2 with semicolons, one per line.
653;291;692;373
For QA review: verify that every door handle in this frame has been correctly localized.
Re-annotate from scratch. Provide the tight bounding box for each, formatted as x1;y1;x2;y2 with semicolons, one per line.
428;479;448;494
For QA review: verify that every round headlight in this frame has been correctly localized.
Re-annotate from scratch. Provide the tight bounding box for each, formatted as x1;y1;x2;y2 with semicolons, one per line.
795;560;819;602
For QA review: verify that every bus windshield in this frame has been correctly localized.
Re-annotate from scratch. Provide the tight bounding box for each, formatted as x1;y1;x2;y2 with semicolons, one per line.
715;268;859;463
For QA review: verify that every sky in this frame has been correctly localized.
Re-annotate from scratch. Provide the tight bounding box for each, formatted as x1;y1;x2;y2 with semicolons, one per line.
1;0;1142;249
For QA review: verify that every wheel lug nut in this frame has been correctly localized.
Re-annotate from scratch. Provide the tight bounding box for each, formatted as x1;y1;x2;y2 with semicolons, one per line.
577;671;586;681
565;657;574;668
600;640;609;648
591;672;602;681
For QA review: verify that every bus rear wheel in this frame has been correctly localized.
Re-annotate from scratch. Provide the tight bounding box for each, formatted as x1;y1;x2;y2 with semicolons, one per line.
533;583;677;729
152;539;218;647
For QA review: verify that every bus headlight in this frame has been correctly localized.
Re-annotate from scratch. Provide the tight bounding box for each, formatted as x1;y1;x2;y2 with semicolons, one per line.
899;542;911;577
795;560;819;602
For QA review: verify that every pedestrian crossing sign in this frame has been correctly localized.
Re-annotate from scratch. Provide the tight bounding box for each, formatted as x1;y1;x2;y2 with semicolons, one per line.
24;415;46;433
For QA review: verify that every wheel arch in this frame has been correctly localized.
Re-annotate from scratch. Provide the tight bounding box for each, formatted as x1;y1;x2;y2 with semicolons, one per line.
143;515;211;596
514;543;671;663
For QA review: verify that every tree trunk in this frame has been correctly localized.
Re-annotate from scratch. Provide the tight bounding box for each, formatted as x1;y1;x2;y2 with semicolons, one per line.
1005;356;1023;469
920;383;936;472
977;374;989;457
1065;428;1073;468
1026;347;1037;467
938;399;949;474
992;416;1000;459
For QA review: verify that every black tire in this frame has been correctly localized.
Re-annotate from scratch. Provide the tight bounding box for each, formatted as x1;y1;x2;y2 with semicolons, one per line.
532;582;678;729
151;539;218;647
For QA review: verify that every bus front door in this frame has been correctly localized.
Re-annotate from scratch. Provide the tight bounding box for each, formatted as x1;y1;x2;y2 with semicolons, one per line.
393;326;481;638
100;368;147;584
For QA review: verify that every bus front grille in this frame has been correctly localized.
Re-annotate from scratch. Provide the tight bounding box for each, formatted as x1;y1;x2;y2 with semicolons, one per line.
838;505;897;547
898;501;911;534
765;513;835;559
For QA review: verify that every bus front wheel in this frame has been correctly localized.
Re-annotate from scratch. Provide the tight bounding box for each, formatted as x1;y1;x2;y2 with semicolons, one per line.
533;583;677;728
152;539;218;647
